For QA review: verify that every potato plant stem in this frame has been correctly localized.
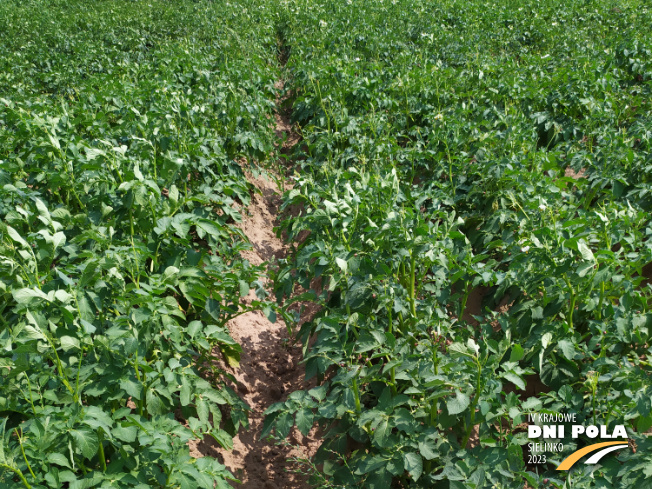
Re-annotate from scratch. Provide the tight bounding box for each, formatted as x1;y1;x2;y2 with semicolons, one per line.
98;429;107;472
352;376;361;414
16;430;35;480
44;333;74;396
564;276;575;331
461;359;482;449
74;348;83;403
433;349;439;375
134;353;141;382
460;281;470;323
597;281;605;320
129;210;140;288
346;305;359;339
387;302;397;394
23;374;37;416
409;252;416;318
0;464;31;489
429;400;438;427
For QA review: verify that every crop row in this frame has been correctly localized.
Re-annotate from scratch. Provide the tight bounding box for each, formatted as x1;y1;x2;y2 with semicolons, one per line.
265;0;652;487
0;1;280;487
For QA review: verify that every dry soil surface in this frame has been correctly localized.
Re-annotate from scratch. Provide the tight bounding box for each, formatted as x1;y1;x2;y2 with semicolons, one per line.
189;80;320;489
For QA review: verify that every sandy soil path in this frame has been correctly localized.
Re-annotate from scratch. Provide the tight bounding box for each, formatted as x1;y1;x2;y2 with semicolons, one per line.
190;79;319;489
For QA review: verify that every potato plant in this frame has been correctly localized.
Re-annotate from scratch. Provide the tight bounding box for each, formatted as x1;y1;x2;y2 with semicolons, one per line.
0;0;280;487
2;0;652;487
265;0;652;487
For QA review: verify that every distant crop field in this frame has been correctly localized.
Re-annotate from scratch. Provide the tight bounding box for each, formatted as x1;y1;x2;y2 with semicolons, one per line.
1;0;651;488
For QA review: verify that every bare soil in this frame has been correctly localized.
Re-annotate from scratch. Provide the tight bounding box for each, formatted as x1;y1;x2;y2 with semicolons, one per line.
564;167;586;180
273;80;302;155
188;79;320;489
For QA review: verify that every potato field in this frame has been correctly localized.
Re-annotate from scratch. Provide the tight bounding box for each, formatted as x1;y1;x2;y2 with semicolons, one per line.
1;0;651;488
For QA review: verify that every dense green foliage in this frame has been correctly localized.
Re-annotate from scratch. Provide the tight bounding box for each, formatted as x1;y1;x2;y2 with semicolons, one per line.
265;0;652;487
2;0;652;487
0;0;279;487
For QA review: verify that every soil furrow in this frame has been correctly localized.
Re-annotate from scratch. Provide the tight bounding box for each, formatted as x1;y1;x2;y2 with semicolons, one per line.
190;78;318;488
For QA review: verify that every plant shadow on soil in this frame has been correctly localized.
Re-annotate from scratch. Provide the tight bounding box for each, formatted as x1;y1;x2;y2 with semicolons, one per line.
187;83;324;487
